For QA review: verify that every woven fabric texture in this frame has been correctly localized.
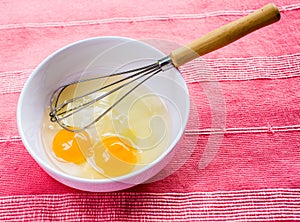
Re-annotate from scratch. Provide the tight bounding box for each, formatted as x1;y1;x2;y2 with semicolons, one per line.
0;0;300;221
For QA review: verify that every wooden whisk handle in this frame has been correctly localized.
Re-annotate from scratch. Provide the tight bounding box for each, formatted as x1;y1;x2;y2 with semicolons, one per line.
170;3;280;67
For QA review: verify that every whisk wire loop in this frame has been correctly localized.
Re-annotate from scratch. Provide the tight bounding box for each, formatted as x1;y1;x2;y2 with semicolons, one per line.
49;56;173;131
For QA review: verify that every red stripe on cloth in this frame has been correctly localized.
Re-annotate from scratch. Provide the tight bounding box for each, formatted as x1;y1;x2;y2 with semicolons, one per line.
1;189;300;221
1;4;299;30
1;0;298;25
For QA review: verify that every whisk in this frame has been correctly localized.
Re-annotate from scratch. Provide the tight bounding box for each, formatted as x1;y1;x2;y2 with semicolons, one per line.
49;3;280;132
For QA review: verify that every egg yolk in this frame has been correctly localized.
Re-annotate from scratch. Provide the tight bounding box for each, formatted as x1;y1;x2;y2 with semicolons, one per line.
102;136;137;164
52;129;91;164
92;135;138;177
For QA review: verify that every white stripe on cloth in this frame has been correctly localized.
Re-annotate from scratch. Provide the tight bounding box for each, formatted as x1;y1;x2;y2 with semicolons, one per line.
1;53;300;95
0;188;300;221
181;53;300;83
2;123;300;143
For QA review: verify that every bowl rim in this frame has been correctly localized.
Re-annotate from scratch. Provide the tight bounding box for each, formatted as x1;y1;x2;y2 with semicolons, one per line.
17;36;190;185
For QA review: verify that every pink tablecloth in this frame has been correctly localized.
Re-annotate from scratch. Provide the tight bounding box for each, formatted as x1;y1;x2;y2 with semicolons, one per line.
1;0;300;221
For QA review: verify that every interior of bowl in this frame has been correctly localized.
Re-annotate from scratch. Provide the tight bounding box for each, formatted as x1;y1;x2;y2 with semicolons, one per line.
17;36;190;182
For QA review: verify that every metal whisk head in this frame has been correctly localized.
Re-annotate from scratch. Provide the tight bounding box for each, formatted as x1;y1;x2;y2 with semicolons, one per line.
49;56;173;132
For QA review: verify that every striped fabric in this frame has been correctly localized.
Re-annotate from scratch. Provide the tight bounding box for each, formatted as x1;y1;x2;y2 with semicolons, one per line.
1;189;300;221
1;0;300;221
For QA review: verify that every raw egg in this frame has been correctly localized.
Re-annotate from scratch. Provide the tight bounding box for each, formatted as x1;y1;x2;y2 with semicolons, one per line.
41;77;171;179
101;136;138;164
52;129;91;164
92;135;139;177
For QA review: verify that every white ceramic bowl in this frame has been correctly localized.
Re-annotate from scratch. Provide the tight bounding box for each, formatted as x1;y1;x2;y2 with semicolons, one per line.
17;36;190;192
